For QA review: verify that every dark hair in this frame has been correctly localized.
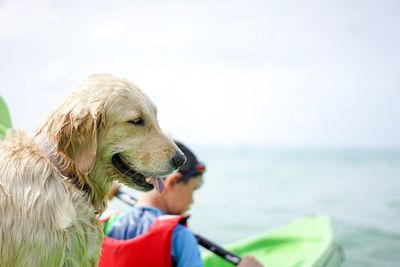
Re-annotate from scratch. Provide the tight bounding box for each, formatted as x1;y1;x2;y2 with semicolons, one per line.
174;140;206;184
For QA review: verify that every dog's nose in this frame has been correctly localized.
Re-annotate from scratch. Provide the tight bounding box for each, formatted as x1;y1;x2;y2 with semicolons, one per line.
170;153;186;169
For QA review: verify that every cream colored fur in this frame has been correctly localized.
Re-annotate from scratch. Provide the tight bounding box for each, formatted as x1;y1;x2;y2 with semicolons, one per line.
0;74;182;267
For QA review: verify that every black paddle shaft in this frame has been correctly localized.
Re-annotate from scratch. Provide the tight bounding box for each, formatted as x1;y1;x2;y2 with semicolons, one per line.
194;234;241;265
114;190;242;266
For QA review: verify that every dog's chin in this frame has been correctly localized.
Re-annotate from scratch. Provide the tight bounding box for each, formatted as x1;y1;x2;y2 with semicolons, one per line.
111;154;154;192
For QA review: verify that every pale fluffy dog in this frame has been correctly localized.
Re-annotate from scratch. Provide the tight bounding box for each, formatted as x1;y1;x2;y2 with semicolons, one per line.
0;74;186;267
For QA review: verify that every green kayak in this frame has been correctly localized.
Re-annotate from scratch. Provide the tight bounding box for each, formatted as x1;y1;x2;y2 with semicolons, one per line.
202;216;344;267
0;96;12;138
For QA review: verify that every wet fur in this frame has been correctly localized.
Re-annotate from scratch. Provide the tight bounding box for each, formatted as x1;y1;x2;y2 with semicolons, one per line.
0;74;181;266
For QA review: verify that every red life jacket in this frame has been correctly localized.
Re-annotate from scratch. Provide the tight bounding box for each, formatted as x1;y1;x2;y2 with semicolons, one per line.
99;215;188;267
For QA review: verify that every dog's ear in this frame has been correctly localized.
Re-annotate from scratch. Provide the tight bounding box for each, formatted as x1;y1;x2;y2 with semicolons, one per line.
56;110;101;175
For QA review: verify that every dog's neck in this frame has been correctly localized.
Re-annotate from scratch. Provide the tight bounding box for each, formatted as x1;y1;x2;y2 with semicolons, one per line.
34;133;70;177
34;133;103;214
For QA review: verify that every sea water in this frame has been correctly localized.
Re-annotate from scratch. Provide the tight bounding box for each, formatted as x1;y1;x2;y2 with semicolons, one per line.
109;146;400;267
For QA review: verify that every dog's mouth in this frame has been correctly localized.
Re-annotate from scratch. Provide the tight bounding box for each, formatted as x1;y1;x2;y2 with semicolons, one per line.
111;154;165;193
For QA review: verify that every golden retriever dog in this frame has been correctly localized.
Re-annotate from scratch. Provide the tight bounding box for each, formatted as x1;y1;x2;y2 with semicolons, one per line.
0;74;186;267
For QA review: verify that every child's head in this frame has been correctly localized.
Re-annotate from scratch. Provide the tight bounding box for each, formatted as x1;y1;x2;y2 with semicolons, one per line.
174;141;205;184
162;141;205;214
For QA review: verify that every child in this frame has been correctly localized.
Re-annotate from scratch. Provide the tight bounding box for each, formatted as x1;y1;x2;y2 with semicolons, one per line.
102;141;263;267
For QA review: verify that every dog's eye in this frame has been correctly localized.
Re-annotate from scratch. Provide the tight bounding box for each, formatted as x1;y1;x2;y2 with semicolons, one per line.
128;118;145;126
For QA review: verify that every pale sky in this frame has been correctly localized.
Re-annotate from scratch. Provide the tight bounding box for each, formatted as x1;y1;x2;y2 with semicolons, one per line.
1;0;399;147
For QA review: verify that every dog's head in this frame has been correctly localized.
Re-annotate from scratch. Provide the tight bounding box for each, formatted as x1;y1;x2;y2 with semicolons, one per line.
36;74;185;197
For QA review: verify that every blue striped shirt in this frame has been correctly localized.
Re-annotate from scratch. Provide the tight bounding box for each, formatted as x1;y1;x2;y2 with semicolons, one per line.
106;206;203;267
